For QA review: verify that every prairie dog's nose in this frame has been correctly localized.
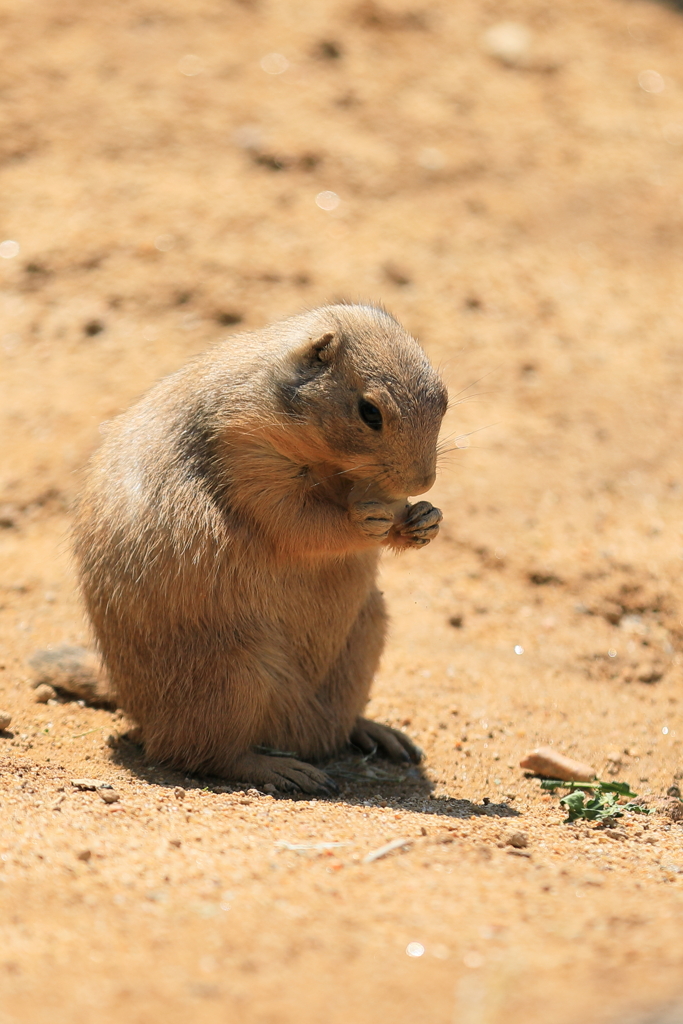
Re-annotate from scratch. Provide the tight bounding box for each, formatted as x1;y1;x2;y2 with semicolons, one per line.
410;470;436;496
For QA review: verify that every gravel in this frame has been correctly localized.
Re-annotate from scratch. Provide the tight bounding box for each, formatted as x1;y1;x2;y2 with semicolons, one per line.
33;684;56;704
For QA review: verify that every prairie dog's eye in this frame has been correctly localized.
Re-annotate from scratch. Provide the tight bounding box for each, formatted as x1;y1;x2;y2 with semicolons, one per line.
358;399;383;431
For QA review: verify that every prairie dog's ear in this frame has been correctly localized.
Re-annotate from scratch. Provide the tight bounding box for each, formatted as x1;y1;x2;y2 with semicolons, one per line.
283;330;341;385
307;331;338;365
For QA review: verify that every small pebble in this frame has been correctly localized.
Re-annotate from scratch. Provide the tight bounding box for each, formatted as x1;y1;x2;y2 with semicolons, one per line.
481;21;531;67
97;789;120;804
34;684;56;703
174;786;185;800
505;831;529;849
602;828;628;841
0;710;12;731
263;783;277;794
76;849;92;862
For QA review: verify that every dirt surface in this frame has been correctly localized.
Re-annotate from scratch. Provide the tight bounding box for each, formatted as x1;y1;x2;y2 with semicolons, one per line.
2;1;683;1022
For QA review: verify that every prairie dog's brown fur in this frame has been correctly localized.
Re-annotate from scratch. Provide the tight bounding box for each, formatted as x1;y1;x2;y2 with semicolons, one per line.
72;304;447;793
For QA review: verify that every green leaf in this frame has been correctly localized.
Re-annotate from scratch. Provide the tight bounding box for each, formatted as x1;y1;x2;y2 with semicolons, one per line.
559;789;625;822
536;776;645;822
559;791;587;820
623;801;655;815
597;782;637;797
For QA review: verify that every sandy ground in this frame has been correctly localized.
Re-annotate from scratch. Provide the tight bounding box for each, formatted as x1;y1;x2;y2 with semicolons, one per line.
2;1;683;1021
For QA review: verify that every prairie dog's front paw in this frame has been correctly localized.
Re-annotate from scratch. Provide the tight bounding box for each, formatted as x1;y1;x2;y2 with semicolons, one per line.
349;500;395;540
392;500;443;548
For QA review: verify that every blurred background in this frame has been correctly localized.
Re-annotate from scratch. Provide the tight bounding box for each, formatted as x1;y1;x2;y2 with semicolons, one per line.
2;2;683;1023
2;0;683;581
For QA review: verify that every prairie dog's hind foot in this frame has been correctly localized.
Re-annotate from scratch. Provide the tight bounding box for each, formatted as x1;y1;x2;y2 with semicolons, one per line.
350;717;423;764
231;750;339;795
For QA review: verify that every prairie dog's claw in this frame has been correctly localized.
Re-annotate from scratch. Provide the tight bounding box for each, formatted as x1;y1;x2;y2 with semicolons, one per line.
350;717;422;764
232;752;338;795
392;501;442;548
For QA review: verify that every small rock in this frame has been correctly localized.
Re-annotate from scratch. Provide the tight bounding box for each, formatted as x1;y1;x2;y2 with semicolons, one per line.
76;849;92;862
71;778;113;791
481;21;531;67
660;799;683;822
97;788;120;804
505;831;528;849
174;786;185;800
520;746;597;782
263;783;277;794
169;838;181;848
34;684;56;703
602;828;628;841
246;788;261;799
0;710;12;731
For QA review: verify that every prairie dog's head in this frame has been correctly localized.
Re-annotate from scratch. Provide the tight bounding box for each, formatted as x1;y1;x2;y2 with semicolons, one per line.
269;304;448;500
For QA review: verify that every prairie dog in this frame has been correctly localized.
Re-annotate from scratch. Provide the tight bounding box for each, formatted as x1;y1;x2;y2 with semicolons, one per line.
72;304;447;793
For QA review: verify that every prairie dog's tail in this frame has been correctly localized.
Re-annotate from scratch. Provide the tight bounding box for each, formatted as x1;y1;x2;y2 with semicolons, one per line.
28;645;114;708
